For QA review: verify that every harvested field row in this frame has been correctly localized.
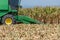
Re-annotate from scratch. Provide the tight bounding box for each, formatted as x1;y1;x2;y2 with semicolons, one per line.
0;24;60;40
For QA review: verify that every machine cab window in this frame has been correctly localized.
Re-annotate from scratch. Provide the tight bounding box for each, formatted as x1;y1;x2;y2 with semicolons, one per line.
9;0;19;10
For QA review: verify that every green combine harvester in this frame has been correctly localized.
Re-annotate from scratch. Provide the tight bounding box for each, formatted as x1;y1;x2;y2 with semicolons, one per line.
0;0;41;25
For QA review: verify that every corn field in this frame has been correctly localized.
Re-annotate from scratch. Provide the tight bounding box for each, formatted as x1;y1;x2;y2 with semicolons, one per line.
18;7;60;24
0;7;60;40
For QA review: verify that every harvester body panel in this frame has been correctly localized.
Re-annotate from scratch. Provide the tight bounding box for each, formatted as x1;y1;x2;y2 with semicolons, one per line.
0;0;8;10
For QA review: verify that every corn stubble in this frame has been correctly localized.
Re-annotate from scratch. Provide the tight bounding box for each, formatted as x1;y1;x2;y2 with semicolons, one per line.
0;24;59;40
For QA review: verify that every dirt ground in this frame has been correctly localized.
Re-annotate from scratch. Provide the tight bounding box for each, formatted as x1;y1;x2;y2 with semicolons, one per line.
0;24;60;40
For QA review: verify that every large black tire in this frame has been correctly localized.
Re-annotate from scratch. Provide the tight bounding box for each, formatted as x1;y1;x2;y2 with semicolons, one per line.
2;14;15;25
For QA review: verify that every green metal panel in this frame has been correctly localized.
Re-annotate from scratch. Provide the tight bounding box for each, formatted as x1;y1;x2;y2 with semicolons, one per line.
15;15;41;24
0;6;17;18
0;0;8;10
0;12;8;17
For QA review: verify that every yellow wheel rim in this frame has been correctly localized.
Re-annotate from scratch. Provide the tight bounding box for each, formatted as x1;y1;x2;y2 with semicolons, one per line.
5;18;12;25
